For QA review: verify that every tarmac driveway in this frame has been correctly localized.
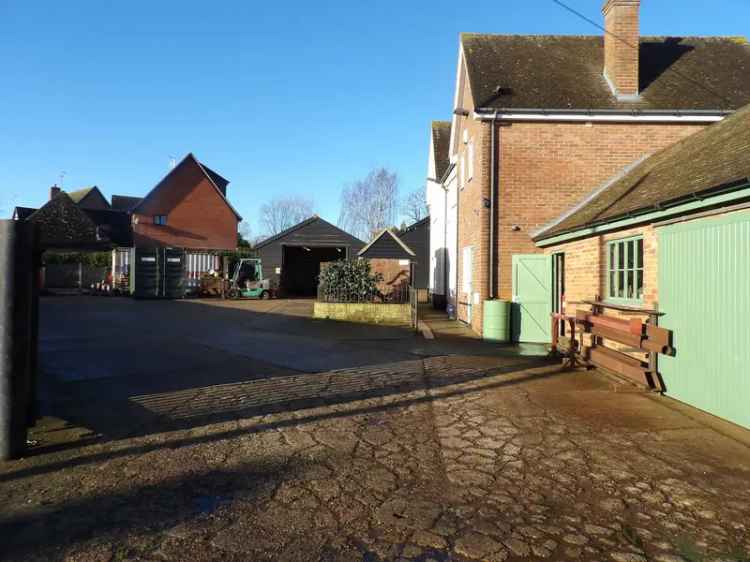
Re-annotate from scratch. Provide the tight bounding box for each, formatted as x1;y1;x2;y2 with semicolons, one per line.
1;297;749;561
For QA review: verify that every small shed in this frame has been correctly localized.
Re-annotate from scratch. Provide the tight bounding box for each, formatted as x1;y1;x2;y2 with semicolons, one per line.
358;229;416;297
255;216;365;296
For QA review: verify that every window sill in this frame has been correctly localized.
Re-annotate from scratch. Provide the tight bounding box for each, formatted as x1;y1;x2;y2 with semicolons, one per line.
603;298;643;307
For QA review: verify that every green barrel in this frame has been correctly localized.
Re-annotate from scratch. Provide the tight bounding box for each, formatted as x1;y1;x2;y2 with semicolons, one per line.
483;300;510;342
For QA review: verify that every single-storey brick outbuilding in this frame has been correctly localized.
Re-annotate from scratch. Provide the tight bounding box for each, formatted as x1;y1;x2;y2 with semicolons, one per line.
534;103;750;429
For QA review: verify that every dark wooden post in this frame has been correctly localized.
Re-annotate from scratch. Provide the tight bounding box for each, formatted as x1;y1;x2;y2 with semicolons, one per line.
0;220;36;460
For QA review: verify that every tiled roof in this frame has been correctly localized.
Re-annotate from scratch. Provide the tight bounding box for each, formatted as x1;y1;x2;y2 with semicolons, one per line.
462;34;750;111
536;103;750;239
431;121;451;180
111;195;143;212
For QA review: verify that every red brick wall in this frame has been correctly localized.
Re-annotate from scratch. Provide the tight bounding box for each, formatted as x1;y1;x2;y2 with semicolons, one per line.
542;224;657;361
133;160;238;250
542;224;658;315
456;118;704;336
495;121;704;301
368;258;410;296
456;118;490;333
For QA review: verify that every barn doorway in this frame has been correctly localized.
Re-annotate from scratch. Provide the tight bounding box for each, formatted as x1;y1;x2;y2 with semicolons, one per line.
281;245;346;296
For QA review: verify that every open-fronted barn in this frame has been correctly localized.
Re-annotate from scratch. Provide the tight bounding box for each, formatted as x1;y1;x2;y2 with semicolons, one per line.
255;216;365;296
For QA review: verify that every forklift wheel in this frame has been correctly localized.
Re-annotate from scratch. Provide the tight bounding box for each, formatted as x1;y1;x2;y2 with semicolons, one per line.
260;290;270;300
228;288;240;300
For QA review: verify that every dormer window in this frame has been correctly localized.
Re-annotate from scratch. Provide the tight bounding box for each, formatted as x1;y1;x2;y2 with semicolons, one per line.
154;215;167;225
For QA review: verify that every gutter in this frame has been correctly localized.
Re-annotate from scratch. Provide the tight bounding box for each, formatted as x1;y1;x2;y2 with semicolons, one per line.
535;180;750;247
473;107;730;124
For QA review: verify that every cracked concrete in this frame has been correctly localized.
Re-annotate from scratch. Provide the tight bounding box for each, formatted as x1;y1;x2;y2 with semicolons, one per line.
1;298;749;561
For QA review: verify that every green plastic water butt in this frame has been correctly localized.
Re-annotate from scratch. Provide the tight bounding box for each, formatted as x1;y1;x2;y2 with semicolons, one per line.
483;300;510;342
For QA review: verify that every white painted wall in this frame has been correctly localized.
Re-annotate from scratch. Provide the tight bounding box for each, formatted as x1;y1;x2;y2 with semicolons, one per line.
426;136;458;319
444;168;458;318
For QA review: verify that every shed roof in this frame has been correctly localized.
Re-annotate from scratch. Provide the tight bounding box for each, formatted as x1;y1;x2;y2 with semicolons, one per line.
535;102;750;240
358;229;416;258
461;34;750;111
254;216;365;250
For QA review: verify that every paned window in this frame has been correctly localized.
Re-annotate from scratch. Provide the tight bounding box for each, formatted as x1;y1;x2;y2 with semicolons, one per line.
607;236;644;302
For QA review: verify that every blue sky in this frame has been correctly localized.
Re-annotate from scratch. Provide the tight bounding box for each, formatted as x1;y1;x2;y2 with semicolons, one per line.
1;0;748;234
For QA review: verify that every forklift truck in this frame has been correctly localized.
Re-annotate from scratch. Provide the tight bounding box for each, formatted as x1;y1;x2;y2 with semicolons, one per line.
227;258;272;299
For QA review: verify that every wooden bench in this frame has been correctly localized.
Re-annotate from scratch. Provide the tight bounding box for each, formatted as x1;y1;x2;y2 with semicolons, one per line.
552;301;674;391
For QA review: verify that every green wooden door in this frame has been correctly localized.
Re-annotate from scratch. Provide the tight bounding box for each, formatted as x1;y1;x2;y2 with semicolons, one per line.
511;254;552;343
659;211;750;429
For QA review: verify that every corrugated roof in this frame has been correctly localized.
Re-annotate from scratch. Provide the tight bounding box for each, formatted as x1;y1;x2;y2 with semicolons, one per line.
462;34;750;111
535;102;750;239
431;121;451;180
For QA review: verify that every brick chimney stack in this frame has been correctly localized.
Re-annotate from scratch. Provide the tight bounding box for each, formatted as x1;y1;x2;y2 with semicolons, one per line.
602;0;640;99
50;185;61;200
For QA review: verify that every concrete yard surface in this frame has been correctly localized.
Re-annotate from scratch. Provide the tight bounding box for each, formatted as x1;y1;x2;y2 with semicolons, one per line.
1;297;749;561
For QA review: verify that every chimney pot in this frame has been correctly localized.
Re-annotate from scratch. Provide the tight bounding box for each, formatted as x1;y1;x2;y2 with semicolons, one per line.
602;0;641;100
50;185;61;200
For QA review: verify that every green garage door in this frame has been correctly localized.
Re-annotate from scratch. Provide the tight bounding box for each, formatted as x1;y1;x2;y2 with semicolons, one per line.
659;211;750;429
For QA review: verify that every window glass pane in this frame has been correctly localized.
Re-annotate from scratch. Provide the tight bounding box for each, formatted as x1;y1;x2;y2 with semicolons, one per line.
627;270;634;299
637;238;643;269
627;240;634;269
617;242;624;269
617;271;624;298
609;272;615;297
636;270;643;300
609;244;615;269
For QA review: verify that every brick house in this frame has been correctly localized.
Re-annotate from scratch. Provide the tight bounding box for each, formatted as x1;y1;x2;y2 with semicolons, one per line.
125;153;241;250
533;103;750;429
437;0;750;336
14;153;241;290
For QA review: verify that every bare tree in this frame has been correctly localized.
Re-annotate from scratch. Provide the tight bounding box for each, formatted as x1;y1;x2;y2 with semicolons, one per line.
401;187;428;224
338;167;398;241
260;196;315;236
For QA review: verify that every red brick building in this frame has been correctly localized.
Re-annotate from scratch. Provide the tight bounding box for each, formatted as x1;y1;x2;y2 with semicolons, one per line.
127;153;241;250
439;0;750;336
